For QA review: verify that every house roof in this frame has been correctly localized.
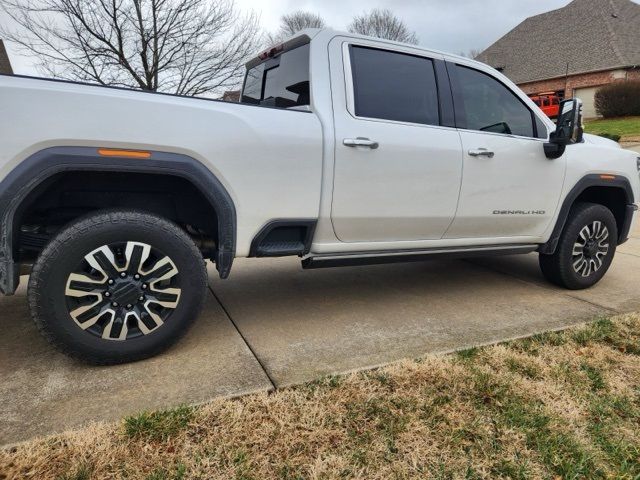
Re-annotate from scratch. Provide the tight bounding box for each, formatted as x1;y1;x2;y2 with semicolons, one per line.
0;40;12;75
475;0;640;84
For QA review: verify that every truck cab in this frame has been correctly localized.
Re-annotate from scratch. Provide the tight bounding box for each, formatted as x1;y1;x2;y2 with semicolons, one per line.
240;29;637;263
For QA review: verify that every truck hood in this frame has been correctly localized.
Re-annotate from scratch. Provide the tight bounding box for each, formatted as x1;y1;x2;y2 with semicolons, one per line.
583;133;621;149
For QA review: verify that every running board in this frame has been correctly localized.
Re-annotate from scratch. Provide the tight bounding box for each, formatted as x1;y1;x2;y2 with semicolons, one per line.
301;245;537;270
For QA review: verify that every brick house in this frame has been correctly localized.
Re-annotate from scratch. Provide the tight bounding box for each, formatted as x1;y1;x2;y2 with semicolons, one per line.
475;0;640;118
0;40;13;75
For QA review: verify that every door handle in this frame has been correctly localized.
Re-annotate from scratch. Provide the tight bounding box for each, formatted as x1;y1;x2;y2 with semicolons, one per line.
343;137;379;149
468;148;495;158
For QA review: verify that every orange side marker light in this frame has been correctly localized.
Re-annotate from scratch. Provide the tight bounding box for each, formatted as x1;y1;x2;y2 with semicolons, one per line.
98;148;151;159
599;174;616;181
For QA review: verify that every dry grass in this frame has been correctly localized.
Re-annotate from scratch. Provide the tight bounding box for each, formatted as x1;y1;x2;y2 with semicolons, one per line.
2;314;639;480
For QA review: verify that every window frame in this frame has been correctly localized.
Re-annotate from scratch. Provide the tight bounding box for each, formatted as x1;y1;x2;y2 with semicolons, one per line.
447;62;548;140
343;42;454;129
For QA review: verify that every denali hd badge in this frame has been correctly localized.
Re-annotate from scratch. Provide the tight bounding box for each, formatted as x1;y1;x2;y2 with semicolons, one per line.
493;210;546;215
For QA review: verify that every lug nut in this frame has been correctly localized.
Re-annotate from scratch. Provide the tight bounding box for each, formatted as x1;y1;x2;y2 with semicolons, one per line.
120;272;127;278
142;284;148;290
126;304;133;309
112;302;119;307
104;292;111;297
139;296;144;301
108;279;114;285
134;274;140;280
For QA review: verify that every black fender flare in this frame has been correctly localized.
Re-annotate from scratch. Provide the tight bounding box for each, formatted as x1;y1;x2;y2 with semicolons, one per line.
0;146;236;295
539;173;636;255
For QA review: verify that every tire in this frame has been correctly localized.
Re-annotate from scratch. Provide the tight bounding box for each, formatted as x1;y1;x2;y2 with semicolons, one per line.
539;202;617;290
28;210;207;364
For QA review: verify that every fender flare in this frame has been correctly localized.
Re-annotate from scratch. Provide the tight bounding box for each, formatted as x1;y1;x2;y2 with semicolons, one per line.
0;146;236;295
539;174;635;255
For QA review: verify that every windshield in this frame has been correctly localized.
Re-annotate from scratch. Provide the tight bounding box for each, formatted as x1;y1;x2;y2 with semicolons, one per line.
241;44;310;109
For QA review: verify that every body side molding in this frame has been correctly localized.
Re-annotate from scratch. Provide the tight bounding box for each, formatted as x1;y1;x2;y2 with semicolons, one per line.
0;146;236;295
539;174;635;255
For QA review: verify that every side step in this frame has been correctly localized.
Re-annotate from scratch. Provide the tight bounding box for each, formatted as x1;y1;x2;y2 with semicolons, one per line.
256;240;306;257
302;245;537;269
250;220;316;258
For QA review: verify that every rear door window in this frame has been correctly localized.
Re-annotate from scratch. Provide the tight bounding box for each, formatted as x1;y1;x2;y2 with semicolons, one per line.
241;44;310;109
349;46;440;126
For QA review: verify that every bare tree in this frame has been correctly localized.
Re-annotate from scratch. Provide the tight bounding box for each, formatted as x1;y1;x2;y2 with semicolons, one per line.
348;9;418;45
460;48;483;59
267;10;325;45
0;0;262;96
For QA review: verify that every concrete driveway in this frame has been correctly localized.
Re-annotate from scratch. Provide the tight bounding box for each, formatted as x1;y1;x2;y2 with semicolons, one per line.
1;221;639;445
621;142;640;154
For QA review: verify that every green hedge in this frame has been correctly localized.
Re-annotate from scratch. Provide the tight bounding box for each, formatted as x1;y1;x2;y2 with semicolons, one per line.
597;133;621;142
594;81;640;118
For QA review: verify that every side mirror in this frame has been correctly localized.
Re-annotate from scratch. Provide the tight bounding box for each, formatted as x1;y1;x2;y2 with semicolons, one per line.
544;98;584;159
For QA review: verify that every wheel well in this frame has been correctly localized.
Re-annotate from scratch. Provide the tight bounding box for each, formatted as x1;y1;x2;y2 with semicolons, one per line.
14;171;219;263
574;186;627;239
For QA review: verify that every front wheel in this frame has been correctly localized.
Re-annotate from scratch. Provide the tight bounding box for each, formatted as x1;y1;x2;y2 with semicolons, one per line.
28;210;208;364
539;202;617;290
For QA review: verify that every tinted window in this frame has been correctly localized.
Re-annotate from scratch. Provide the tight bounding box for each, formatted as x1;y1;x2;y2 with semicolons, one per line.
535;115;548;139
350;46;439;126
455;65;534;137
241;44;310;109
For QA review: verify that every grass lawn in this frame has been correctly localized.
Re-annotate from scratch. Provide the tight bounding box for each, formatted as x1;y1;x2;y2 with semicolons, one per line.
2;315;640;480
584;116;640;141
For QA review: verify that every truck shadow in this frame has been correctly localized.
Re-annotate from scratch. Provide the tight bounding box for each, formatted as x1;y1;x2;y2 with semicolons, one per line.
207;255;549;328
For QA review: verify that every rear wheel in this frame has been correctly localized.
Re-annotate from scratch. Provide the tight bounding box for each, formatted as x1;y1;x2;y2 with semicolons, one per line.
539;202;617;290
28;210;207;364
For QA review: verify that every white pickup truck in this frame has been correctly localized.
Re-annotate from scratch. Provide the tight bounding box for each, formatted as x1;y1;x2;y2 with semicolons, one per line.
1;29;638;363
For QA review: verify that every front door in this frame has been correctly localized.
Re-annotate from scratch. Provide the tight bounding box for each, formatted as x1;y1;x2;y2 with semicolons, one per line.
444;62;566;239
330;41;463;243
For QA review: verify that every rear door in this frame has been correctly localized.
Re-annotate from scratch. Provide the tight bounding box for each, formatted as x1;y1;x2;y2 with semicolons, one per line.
330;40;463;243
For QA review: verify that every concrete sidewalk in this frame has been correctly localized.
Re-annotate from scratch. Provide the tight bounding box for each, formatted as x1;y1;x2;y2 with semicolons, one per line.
1;222;639;445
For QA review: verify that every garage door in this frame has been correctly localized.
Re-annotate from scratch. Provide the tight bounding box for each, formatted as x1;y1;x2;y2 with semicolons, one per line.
574;86;601;118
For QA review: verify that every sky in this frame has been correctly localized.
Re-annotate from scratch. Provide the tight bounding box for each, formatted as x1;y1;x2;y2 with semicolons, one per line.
2;0;577;75
236;0;574;53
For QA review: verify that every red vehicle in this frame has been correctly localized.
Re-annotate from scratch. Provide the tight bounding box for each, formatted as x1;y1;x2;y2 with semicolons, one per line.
530;93;561;118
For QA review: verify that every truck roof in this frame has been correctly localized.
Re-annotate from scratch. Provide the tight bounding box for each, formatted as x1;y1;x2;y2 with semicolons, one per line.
250;28;473;68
